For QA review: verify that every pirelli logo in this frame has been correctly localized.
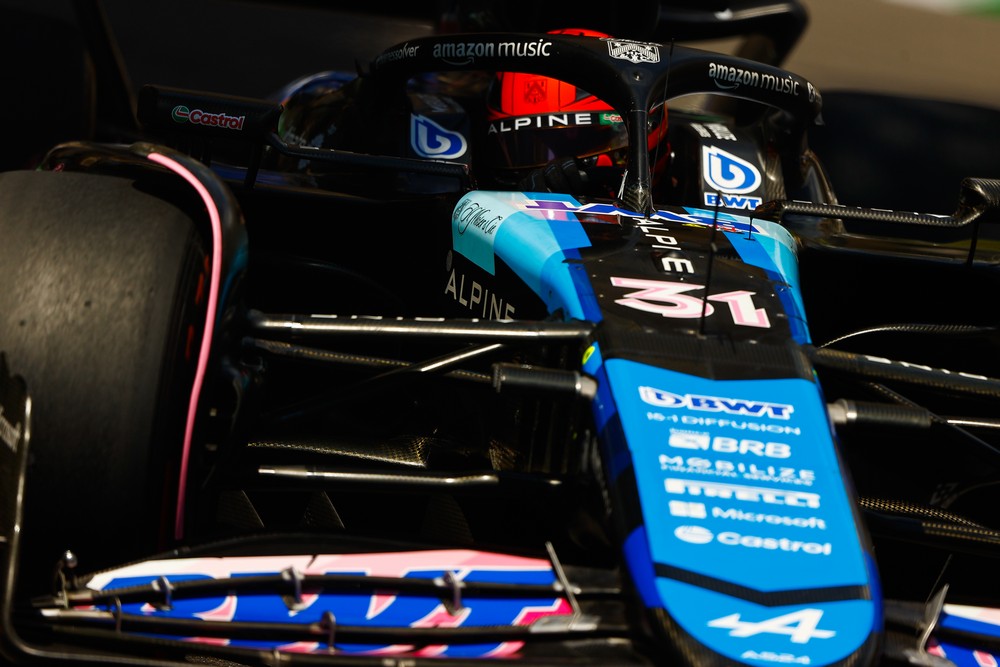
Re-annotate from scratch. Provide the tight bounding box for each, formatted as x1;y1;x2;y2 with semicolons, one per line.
665;478;821;509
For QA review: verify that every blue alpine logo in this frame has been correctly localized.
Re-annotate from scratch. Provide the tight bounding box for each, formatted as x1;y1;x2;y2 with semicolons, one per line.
703;146;761;195
411;114;468;159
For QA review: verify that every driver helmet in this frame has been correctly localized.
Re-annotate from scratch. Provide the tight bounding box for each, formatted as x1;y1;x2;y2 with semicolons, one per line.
484;28;669;184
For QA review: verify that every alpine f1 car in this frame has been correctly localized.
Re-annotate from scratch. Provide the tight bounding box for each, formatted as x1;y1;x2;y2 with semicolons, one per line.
2;1;1000;666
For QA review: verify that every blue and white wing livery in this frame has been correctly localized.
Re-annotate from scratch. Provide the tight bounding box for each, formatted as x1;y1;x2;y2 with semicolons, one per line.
449;190;881;667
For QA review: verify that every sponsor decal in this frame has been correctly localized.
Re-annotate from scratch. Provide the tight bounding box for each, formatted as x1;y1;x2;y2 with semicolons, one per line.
668;500;708;519
674;525;714;544
634;220;696;274
667;430;792;459
636;221;678;249
521;197;757;234
657;252;696;274
699;142;768;210
712;507;827;530
673;526;832;555
600;112;623;124
669;501;827;529
611;277;771;328
411;114;467;159
170;105;245;131
605;38;661;64
444;269;516;320
431;39;552;66
691;122;737;141
712;507;826;530
741;650;811;664
640;386;793;419
658;454;814;486
703;146;762;195
665;478;820;508
453;200;502;236
488;112;600;134
648;412;802;436
655;583;876;667
0;405;20;454
708;62;802;96
709;609;835;644
375;42;419;66
609;358;873;612
705;192;763;211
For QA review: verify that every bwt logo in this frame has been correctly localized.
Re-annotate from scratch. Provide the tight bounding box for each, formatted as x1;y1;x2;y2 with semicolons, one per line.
639;386;794;420
703;146;761;194
411;114;467;159
704;192;762;211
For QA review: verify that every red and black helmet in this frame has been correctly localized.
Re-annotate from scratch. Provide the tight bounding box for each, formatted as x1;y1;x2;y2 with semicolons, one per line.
485;28;668;179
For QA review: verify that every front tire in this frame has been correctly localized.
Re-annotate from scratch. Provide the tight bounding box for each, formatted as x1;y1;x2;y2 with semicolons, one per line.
0;169;206;590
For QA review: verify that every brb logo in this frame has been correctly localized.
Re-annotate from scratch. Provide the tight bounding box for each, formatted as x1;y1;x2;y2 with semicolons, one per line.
411;114;468;159
702;146;762;210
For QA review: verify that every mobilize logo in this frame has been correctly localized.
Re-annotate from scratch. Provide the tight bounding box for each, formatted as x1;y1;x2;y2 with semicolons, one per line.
170;105;245;131
672;525;832;555
659;454;815;486
640;386;793;420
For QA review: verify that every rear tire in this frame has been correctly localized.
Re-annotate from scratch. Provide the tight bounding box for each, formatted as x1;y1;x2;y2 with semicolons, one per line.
0;169;206;589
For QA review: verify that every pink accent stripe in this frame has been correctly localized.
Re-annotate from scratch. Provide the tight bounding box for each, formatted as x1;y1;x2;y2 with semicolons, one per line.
147;152;223;540
87;550;555;588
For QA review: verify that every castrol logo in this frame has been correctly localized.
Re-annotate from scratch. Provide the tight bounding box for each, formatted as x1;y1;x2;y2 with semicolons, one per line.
171;105;245;131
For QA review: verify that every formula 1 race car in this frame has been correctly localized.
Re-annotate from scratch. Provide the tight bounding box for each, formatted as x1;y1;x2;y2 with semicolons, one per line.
2;1;1000;666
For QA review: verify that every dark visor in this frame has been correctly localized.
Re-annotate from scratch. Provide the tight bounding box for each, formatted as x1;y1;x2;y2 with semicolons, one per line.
486;112;630;170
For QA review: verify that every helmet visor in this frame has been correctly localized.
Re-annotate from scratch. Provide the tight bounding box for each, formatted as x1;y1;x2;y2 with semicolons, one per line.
485;111;629;170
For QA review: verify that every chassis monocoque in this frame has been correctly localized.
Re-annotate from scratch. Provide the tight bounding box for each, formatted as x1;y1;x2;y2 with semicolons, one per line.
2;2;1000;666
